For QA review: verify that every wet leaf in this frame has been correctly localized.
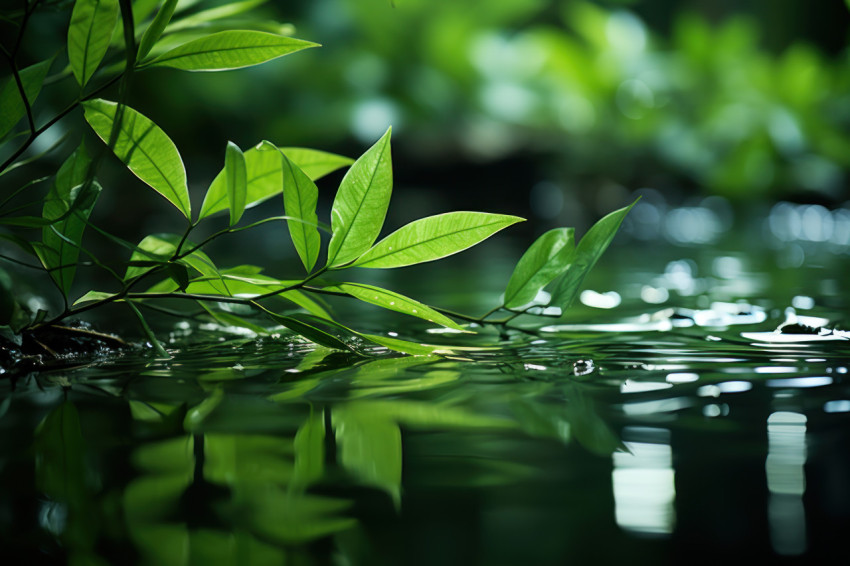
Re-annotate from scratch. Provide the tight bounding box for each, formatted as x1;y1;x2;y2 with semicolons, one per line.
352;211;524;269
504;227;575;308
322;281;468;331
68;0;119;87
83;99;191;219
146;30;317;71
327;128;392;267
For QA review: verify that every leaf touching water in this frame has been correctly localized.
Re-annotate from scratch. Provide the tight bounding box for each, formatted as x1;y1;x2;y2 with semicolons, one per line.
353;211;524;269
282;155;320;272
225;141;247;225
83;99;191;219
549;201;636;308
327;128;392;267
504;227;575;309
145;30;317;71
321;281;468;331
68;0;119;87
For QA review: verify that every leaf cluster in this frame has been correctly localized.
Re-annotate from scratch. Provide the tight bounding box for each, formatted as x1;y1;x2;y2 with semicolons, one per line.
0;0;633;358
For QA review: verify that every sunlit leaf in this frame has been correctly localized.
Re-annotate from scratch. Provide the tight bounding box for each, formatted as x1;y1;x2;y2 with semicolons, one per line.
352;212;524;269
225;141;247;225
163;0;268;34
68;0;120;87
278;147;353;180
504;227;575;309
137;0;179;61
145;30;317;71
327;128;392;267
0;58;53;139
73;290;116;304
322;281;468;331
549;201;636;308
358;333;447;356
35;146;100;298
83;99;191;218
184;273;332;319
199;143;350;220
282;154;320;272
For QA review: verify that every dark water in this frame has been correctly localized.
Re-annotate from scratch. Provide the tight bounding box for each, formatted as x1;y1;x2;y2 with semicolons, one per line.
2;225;850;565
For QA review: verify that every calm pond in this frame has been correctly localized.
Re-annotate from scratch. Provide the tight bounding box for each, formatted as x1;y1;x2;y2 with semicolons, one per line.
2;204;849;565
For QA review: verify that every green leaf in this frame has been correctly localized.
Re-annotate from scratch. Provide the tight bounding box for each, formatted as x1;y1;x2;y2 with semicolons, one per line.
74;290;116;304
282;155;320;272
124;233;217;282
137;0;179;61
278;147;353;180
358;333;447;356
163;0;268;34
35;146;100;298
353;212;524;269
200;143;352;220
0;58;53;139
327;128;393;267
199;303;269;335
83;99;191;218
145;30;317;71
266;312;360;353
504;228;576;309
225;141;247;226
68;0;120;87
549;201;636;308
180;273;332;320
322;282;468;332
200;141;281;220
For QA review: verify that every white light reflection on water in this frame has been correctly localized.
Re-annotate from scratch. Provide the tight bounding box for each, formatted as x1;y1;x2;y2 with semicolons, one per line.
580;290;622;309
612;428;676;536
824;400;850;413
766;412;808;556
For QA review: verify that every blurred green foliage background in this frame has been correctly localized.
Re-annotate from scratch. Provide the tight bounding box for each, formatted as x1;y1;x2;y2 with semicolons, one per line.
7;0;850;239
116;0;850;216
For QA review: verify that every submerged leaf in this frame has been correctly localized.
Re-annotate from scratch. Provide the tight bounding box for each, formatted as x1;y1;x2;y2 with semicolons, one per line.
282;155;320;272
550;201;636;308
68;0;120;87
504;228;575;309
353;212;524;269
327;128;392;267
146;30;317;71
83;99;191;218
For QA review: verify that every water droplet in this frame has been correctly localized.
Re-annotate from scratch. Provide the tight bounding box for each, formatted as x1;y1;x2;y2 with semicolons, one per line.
573;359;595;376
